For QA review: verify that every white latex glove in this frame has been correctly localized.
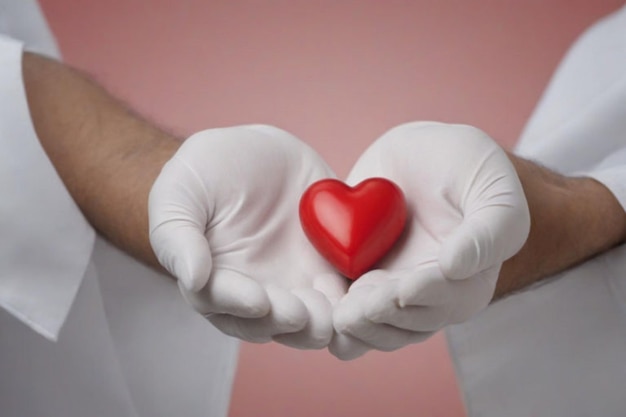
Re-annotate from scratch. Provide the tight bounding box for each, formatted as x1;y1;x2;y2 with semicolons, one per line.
330;122;530;360
149;125;347;349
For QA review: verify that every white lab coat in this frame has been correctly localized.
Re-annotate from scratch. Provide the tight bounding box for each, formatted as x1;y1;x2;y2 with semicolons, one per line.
447;4;626;417
0;2;238;417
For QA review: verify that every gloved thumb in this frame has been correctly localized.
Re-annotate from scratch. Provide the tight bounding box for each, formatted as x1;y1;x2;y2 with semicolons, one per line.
438;179;530;280
149;156;213;291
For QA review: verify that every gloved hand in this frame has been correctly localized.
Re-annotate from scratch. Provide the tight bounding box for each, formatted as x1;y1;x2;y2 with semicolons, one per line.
149;125;347;349
330;122;530;360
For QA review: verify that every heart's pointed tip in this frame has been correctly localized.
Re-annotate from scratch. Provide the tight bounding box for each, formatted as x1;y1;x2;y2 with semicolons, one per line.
342;271;361;282
340;260;377;282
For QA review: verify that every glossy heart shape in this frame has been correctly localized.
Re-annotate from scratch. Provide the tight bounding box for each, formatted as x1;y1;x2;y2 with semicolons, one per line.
299;178;407;280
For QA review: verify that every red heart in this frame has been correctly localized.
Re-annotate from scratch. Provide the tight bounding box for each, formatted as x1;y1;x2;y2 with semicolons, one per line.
299;178;407;280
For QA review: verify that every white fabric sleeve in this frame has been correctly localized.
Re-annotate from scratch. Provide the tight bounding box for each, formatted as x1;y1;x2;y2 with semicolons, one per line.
514;6;626;175
0;34;95;340
0;0;61;58
584;147;626;213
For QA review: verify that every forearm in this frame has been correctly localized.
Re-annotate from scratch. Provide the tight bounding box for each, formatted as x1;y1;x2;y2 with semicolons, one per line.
22;52;180;270
494;154;626;299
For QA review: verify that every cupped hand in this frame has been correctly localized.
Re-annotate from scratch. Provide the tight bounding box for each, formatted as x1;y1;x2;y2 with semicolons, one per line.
149;125;347;349
330;122;530;359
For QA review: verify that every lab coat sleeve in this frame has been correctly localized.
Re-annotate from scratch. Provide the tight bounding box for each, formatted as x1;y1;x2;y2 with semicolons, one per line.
584;148;626;214
513;5;626;175
0;34;95;341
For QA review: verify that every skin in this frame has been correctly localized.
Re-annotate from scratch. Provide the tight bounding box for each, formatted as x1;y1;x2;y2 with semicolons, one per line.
495;155;626;299
22;52;626;303
22;51;179;270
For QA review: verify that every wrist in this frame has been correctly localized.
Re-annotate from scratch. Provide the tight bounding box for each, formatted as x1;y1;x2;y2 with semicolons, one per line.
494;154;626;299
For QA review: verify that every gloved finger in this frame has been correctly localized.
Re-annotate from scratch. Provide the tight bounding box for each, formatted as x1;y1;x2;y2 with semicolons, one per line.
334;285;431;351
206;285;308;343
341;319;432;351
361;273;448;332
149;157;213;291
328;332;372;361
398;266;498;325
206;314;271;343
367;304;448;333
273;288;333;349
328;273;388;360
331;269;395;332
395;266;450;307
312;272;350;307
178;269;270;318
445;267;500;324
358;266;448;310
438;148;530;280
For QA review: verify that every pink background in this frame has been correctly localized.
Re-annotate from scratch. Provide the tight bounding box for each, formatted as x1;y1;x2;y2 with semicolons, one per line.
39;1;623;416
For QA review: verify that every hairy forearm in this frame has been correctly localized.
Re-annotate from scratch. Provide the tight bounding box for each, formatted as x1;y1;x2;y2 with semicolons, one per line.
494;154;626;299
22;52;180;270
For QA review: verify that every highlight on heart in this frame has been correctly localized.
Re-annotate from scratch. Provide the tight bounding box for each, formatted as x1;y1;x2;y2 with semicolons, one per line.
299;177;407;280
